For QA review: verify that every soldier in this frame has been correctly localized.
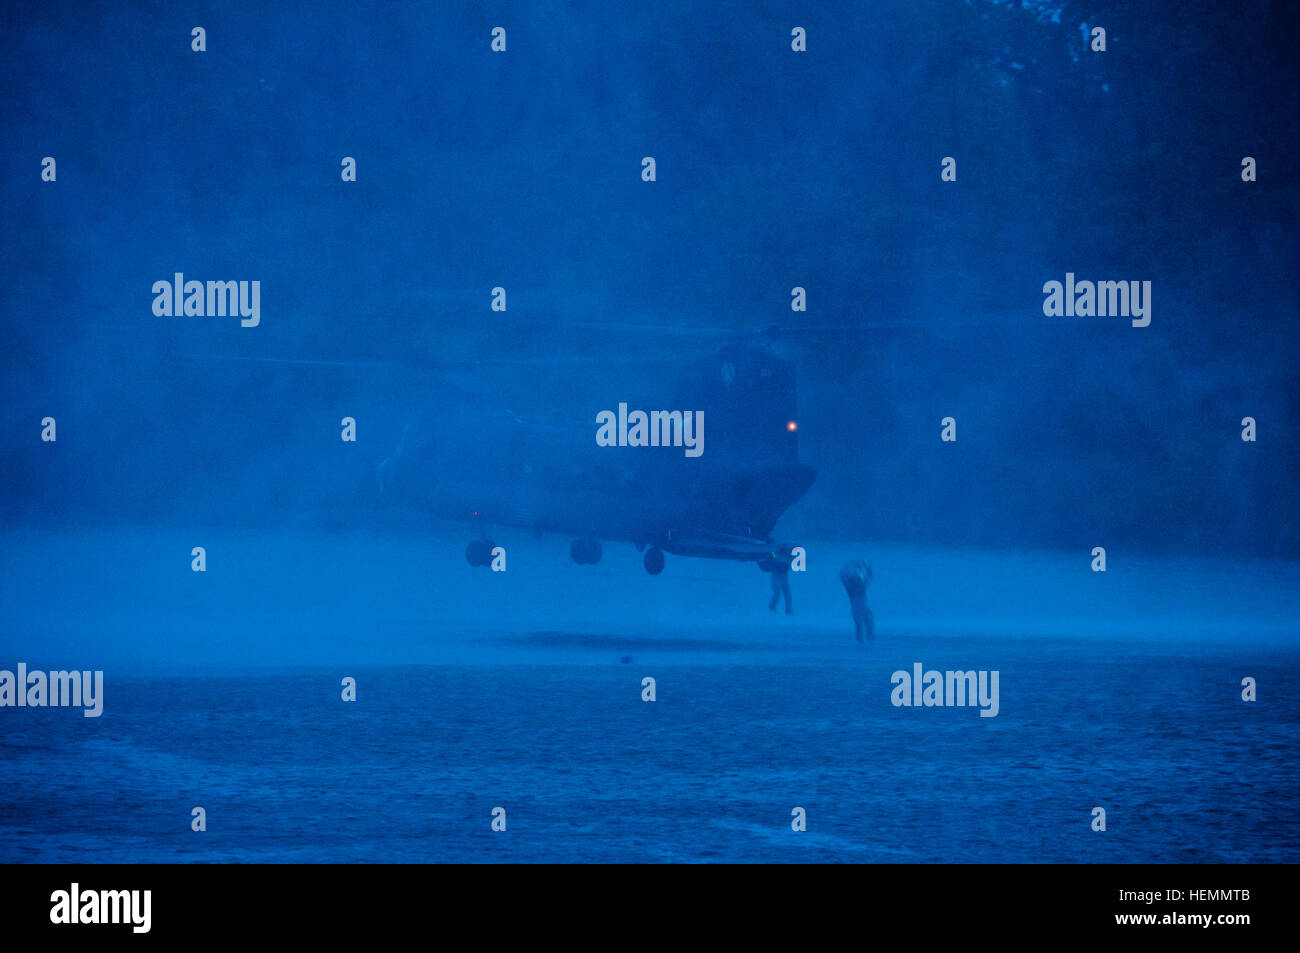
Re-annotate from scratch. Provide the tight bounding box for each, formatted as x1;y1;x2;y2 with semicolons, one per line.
839;559;874;643
768;555;793;615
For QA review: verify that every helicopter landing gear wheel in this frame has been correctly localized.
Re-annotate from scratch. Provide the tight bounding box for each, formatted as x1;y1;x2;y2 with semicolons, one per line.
466;539;494;566
570;537;603;564
643;547;665;575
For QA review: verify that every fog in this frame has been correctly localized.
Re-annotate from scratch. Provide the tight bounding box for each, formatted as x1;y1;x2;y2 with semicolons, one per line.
2;3;1298;870
2;0;1297;607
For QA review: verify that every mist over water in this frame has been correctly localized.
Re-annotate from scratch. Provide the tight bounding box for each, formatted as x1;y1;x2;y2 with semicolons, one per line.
3;0;1297;554
1;0;1297;862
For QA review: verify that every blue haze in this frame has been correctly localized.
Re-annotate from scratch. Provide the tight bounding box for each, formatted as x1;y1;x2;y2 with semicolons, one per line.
1;1;1297;862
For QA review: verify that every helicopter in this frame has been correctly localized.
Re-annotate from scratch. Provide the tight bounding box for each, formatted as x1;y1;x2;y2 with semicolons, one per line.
373;337;816;575
185;312;879;577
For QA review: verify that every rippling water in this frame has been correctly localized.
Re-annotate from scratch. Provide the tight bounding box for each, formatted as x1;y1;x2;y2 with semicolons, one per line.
3;641;1296;862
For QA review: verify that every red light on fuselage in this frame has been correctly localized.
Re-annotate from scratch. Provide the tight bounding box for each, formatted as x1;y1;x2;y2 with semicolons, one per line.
786;420;798;432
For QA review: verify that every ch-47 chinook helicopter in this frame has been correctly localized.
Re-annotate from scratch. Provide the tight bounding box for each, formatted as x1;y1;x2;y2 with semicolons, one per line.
372;332;817;576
